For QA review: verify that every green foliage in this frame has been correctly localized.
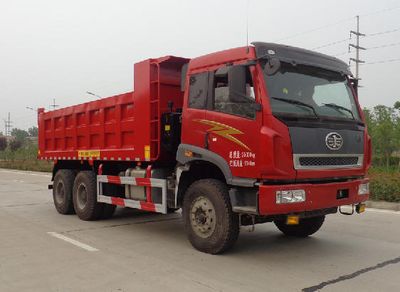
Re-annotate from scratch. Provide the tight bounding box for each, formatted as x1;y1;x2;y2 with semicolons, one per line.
9;139;22;151
363;102;400;168
28;126;38;137
0;140;51;172
369;169;400;202
11;128;29;142
0;136;7;151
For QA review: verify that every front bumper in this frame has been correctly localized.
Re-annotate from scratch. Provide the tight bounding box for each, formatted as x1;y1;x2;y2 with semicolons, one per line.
258;178;369;215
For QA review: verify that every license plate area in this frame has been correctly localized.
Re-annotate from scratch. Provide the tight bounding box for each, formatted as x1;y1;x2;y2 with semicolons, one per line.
336;188;349;200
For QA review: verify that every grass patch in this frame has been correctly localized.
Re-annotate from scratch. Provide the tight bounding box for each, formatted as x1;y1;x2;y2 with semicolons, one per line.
0;159;52;172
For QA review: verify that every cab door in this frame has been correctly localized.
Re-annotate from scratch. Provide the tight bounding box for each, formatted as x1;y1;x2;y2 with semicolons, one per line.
203;65;263;179
181;71;210;148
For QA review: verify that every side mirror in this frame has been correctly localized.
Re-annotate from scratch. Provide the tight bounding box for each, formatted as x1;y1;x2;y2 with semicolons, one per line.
263;57;281;75
228;65;247;102
252;103;262;112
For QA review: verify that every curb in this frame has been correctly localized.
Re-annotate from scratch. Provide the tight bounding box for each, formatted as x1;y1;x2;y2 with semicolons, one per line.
366;200;400;211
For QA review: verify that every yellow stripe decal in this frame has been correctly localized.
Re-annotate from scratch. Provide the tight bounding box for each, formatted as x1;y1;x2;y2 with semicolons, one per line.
194;119;251;151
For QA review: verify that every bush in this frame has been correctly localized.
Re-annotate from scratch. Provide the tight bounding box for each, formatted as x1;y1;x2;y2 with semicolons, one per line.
0;136;7;151
9;139;23;151
369;169;400;202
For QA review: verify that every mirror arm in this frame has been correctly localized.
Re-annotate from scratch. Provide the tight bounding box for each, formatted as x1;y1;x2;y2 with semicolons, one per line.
253;103;262;112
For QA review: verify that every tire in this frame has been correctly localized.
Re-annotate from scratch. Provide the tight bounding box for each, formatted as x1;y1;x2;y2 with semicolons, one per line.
53;169;75;214
274;215;325;237
73;171;104;221
100;204;116;219
183;179;239;254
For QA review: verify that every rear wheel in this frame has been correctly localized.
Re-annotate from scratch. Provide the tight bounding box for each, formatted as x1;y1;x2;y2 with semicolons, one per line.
274;215;325;237
73;171;103;221
53;169;75;214
183;179;239;254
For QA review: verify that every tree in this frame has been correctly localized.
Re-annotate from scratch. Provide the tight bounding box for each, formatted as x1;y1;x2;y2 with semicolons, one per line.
28;126;38;137
9;139;22;151
0;136;7;151
11;128;29;143
365;104;400;168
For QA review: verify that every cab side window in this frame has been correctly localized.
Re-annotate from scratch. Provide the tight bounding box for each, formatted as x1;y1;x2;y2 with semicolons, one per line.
213;66;256;119
188;72;209;109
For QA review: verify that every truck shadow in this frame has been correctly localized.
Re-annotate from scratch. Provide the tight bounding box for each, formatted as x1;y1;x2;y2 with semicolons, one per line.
231;226;354;261
99;208;355;261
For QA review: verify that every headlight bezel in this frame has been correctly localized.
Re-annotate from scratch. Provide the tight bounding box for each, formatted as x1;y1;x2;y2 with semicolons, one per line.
358;182;370;195
276;189;306;204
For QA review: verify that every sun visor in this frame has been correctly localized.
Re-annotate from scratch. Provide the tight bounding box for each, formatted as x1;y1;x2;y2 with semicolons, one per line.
252;42;352;76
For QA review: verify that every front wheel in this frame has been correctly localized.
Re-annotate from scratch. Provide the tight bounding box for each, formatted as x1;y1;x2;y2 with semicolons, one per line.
274;215;325;237
183;179;239;254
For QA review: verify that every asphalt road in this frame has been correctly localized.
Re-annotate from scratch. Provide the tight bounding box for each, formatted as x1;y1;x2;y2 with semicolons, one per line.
0;169;399;292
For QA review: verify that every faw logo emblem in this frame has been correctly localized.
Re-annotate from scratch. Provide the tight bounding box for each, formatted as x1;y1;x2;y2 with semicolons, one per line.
325;132;343;150
194;119;251;151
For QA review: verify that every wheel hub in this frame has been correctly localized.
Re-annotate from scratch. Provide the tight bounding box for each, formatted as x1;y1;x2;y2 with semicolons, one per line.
190;196;216;238
55;181;65;204
76;183;88;210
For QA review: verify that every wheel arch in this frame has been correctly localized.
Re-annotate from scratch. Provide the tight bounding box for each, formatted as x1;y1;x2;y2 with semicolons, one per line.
52;160;91;181
176;160;226;207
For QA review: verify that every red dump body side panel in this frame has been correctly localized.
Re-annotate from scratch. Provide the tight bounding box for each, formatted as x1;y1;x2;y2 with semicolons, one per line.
38;56;189;162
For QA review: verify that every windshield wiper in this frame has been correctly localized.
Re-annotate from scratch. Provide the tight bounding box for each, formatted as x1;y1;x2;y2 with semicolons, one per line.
271;97;319;119
323;103;355;120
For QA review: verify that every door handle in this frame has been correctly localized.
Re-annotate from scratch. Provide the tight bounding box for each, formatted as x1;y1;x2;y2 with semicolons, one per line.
204;132;209;149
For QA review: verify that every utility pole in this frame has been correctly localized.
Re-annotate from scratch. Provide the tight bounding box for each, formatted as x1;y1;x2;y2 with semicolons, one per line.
3;112;12;136
49;98;59;110
349;15;366;84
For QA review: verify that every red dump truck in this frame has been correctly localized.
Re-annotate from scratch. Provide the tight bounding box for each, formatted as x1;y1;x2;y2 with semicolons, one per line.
38;42;371;254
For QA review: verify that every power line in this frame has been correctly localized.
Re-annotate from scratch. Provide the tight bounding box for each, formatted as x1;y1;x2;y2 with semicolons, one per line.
333;51;350;57
367;41;400;50
359;5;400;17
363;58;400;65
312;38;350;50
276;17;353;41
276;5;400;42
367;27;400;37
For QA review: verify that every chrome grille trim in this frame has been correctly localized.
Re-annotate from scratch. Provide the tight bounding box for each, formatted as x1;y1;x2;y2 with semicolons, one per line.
293;154;364;170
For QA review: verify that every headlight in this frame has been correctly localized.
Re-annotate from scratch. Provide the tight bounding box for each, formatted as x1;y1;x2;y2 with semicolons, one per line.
276;189;306;204
358;183;369;195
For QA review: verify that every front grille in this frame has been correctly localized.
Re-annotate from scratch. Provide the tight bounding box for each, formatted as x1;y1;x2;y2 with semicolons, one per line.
293;154;363;169
299;156;359;167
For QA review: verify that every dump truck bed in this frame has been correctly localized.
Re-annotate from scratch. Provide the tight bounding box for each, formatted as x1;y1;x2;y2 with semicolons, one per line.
38;56;189;162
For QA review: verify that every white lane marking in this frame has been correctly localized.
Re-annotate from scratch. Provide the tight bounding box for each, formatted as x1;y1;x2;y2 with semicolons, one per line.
47;232;99;252
366;208;400;215
0;169;51;178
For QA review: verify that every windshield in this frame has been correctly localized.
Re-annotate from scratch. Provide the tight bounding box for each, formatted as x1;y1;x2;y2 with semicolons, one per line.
263;62;361;121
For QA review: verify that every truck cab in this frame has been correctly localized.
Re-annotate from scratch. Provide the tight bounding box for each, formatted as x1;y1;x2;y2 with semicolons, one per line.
173;42;370;251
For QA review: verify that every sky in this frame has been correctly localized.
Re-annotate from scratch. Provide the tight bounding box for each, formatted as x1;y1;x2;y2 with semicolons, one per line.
0;0;399;130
